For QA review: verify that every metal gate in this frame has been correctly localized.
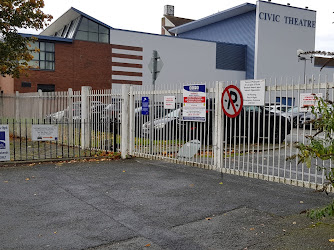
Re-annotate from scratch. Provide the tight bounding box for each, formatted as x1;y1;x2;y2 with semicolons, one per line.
129;79;334;191
0;87;122;161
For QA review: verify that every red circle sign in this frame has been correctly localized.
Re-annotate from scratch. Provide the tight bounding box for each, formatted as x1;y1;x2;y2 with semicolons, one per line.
221;85;243;118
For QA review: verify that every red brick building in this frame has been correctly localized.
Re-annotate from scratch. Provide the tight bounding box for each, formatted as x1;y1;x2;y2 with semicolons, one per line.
13;39;112;93
0;7;144;93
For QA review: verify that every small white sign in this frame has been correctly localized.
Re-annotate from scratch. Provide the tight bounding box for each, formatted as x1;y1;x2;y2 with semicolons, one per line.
0;125;10;161
240;79;265;106
300;93;323;112
32;125;58;141
164;96;176;109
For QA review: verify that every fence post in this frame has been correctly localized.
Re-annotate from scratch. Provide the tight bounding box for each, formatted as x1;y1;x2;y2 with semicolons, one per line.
121;84;130;159
68;88;73;145
15;91;20;133
81;86;91;149
214;82;223;171
38;89;43;120
129;85;134;155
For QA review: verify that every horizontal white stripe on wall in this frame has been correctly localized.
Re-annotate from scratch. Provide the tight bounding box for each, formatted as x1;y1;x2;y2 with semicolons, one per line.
111;57;143;64
112;75;142;81
112;48;143;56
112;66;142;73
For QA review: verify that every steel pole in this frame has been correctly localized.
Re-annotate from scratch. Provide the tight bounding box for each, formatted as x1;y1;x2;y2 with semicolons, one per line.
150;50;158;155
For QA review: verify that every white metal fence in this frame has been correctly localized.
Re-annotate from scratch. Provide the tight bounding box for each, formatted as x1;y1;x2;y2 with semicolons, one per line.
128;79;334;191
0;87;122;161
1;79;333;191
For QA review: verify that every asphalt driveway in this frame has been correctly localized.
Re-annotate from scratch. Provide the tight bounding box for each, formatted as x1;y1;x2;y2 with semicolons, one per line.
0;158;333;249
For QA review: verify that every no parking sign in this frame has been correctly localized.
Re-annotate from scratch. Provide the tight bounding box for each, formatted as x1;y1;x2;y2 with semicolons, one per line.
222;85;243;118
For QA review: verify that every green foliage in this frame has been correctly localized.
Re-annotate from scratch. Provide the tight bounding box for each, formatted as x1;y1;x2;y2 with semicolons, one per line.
0;0;52;77
288;96;334;218
308;200;334;219
290;97;334;185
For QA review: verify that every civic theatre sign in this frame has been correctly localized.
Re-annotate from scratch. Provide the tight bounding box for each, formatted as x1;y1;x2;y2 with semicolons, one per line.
259;12;316;28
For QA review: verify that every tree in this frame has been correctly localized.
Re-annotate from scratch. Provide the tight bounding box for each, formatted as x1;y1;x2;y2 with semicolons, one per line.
288;96;334;219
0;0;52;78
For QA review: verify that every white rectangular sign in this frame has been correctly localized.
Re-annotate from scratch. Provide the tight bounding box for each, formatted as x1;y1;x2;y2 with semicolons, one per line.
32;125;58;141
164;96;176;109
0;125;10;161
300;93;323;112
240;79;265;106
183;84;206;122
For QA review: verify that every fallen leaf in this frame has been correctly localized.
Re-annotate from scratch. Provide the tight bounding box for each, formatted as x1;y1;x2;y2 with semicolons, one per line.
329;239;334;242
145;243;151;247
250;227;255;231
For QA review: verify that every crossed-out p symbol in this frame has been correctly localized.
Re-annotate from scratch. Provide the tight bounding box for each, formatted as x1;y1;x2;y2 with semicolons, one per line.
222;85;243;118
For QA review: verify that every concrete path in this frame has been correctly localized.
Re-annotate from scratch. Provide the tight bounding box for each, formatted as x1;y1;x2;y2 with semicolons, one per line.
0;158;333;249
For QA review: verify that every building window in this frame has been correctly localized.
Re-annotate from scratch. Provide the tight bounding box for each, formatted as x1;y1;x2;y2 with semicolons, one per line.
37;84;55;92
54;17;80;39
216;43;246;71
75;17;109;43
28;41;55;71
21;82;31;87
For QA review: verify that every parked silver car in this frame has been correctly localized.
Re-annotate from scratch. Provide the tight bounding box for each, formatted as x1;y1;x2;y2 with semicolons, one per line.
283;106;304;127
299;112;321;129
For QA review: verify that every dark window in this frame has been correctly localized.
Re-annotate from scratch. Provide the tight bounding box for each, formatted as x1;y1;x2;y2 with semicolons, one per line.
21;82;31;87
75;17;110;43
37;84;55;92
216;43;246;71
28;41;55;71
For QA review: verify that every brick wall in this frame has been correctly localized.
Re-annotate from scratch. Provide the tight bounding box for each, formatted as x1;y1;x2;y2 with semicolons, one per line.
14;40;112;93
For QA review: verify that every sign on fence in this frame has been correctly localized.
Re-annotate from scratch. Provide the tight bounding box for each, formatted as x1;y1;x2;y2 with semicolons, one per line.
222;85;243;118
183;84;206;122
32;125;58;141
240;79;265;106
0;125;10;161
164;96;176;109
300;93;323;112
142;97;149;115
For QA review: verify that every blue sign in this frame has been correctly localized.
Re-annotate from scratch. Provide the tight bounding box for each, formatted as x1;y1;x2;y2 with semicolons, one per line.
142;97;149;115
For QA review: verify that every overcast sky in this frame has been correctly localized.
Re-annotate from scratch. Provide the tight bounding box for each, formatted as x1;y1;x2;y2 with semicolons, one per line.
23;0;334;51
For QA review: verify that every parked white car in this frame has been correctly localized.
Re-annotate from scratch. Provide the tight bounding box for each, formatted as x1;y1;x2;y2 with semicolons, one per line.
265;104;291;122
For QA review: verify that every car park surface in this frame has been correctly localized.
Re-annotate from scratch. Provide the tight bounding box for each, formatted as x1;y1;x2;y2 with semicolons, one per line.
0;158;333;249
